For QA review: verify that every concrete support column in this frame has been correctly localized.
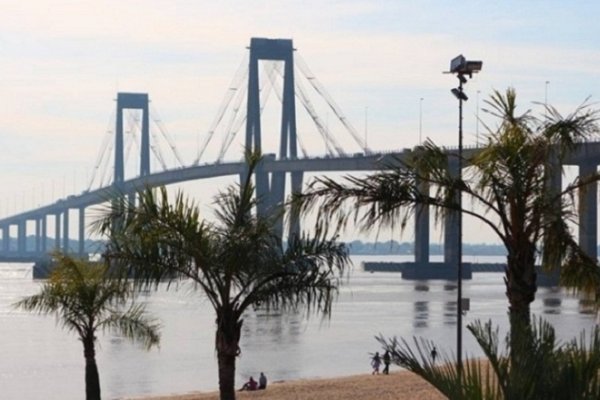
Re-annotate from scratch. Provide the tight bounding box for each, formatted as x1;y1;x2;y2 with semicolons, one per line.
17;220;26;256
415;177;430;264
1;225;9;252
444;159;460;266
35;218;41;253
579;163;597;261
62;209;69;253
79;207;86;257
270;171;286;240
288;171;304;239
55;213;61;250
41;215;47;253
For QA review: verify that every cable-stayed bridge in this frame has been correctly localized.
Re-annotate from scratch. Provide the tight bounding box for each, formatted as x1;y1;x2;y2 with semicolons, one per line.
2;37;600;281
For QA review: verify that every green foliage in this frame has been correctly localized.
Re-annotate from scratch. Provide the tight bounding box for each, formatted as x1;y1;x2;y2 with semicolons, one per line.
94;152;350;399
299;88;600;319
97;153;349;320
380;317;600;400
14;253;160;349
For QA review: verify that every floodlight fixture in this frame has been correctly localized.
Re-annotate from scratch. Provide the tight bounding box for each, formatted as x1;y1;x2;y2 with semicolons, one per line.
451;88;468;101
447;54;483;77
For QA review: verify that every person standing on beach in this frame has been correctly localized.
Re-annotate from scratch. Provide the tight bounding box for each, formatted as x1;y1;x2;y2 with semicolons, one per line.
431;346;438;363
371;351;381;374
382;351;391;375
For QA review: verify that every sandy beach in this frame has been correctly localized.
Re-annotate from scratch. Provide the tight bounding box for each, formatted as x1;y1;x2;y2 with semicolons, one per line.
131;371;445;400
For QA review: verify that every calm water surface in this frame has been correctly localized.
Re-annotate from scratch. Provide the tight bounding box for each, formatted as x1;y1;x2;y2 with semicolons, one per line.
0;255;597;400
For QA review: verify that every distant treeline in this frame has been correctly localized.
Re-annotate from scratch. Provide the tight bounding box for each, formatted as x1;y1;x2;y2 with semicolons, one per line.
346;240;508;256
0;236;524;257
1;236;106;254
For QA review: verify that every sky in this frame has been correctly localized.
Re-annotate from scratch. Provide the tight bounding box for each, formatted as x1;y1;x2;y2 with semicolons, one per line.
1;1;600;244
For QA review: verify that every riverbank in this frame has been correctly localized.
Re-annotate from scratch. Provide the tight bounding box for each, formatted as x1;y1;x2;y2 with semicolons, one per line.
130;370;445;400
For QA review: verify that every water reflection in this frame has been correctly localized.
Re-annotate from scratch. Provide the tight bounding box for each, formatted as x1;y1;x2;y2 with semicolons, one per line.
443;300;457;326
414;283;429;292
2;259;598;400
413;300;429;328
579;297;596;314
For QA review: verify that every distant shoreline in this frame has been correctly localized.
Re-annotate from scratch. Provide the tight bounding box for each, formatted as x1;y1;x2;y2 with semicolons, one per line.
347;240;507;256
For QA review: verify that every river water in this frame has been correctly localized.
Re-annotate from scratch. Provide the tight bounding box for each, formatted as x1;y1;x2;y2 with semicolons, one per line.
0;255;597;400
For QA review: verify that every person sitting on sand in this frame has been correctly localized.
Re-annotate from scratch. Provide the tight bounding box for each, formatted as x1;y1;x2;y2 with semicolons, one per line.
240;376;258;391
371;351;381;375
258;372;267;390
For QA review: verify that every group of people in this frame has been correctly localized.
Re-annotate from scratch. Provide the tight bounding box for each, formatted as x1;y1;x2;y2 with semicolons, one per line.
240;372;268;391
371;346;438;375
370;351;391;375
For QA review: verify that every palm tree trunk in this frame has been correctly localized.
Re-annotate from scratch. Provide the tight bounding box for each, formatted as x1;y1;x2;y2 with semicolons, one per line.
215;314;242;400
217;345;237;400
83;335;101;400
505;248;536;328
505;246;537;382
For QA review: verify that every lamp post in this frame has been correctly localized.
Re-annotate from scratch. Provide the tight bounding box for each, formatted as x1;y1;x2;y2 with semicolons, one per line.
446;54;482;371
419;97;424;144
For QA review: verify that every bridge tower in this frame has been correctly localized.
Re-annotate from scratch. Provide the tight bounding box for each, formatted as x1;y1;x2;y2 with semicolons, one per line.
245;38;303;239
115;93;151;185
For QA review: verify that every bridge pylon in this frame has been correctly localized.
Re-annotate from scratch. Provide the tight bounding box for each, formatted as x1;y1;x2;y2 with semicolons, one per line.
115;93;150;185
245;38;302;240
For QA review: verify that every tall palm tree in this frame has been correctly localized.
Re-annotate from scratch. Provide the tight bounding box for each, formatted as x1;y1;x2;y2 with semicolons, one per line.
96;152;349;400
380;317;600;400
14;253;160;400
298;88;600;343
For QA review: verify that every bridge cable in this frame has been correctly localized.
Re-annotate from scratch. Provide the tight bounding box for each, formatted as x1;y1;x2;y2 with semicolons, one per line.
216;60;279;162
264;62;342;157
88;111;116;190
125;109;169;172
295;54;370;154
292;66;345;156
216;81;248;162
195;53;249;165
150;104;185;167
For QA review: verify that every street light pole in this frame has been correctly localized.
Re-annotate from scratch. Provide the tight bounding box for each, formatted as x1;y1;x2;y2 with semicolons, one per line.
456;77;465;372
446;54;482;374
419;97;424;144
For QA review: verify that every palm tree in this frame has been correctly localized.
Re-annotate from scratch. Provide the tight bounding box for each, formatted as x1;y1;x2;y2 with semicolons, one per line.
299;88;600;340
14;253;160;400
380;317;600;400
96;152;350;400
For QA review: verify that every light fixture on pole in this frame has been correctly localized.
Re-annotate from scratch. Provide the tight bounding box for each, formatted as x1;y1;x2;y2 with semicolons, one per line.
445;54;482;371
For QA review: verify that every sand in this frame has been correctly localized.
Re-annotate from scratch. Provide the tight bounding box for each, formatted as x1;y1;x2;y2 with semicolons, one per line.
130;371;445;400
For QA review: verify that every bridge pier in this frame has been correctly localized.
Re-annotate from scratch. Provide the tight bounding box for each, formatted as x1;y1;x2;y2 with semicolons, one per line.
579;163;598;260
54;212;61;251
17;220;26;256
79;207;86;257
35;218;41;253
62;208;69;252
41;215;47;253
414;177;429;264
2;224;9;252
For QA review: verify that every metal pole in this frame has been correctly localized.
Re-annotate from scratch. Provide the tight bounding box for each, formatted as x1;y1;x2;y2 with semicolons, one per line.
419;98;424;144
364;106;368;151
457;77;464;372
476;90;480;146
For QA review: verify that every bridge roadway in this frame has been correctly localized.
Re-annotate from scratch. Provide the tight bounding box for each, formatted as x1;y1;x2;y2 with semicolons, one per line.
2;141;600;269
